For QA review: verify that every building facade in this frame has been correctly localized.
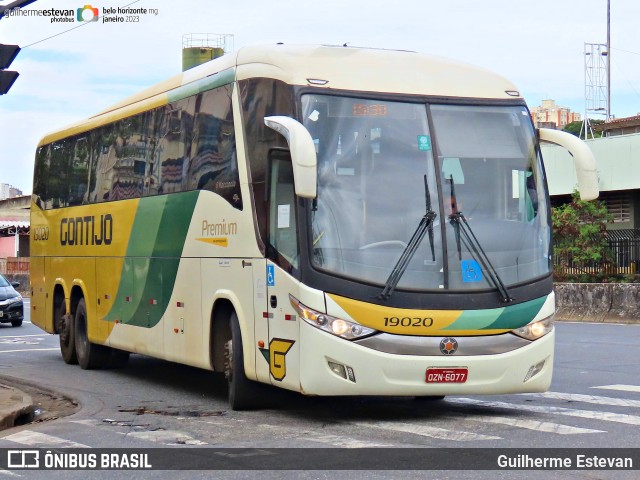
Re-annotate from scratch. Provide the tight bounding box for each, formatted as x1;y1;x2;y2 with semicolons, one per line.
0;195;30;258
0;183;23;200
594;114;640;137
531;99;581;129
543;132;640;230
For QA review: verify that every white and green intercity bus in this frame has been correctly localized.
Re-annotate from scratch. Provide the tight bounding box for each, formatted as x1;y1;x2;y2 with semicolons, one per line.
30;44;598;410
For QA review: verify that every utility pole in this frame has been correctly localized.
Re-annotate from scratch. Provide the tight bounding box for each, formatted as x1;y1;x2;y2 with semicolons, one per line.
581;1;612;139
606;0;611;121
581;43;607;139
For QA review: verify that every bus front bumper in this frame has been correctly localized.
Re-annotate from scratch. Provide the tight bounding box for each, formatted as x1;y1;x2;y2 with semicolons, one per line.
298;321;554;396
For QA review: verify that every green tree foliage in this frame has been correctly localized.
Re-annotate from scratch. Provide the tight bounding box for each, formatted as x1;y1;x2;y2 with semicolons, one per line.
562;119;605;138
552;190;613;282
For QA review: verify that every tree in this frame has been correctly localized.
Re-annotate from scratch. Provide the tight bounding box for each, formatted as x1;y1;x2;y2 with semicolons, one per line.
552;190;613;282
562;119;605;138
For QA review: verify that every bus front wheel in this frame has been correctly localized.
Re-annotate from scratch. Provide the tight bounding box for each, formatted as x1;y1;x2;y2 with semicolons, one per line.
225;312;264;411
74;298;110;370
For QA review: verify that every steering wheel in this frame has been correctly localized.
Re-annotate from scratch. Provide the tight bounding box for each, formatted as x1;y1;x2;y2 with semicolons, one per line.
359;240;408;250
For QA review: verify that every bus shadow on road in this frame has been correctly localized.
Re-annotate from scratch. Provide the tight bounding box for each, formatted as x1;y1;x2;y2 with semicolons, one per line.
91;353;538;427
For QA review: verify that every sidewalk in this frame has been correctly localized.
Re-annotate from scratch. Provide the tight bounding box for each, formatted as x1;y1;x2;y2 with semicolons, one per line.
0;383;34;430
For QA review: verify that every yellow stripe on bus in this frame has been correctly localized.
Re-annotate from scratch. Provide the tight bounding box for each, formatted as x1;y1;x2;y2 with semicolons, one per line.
196;237;229;247
328;293;463;336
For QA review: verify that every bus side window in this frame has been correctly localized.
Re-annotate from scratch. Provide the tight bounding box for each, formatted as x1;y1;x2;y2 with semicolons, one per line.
33;146;50;208
267;151;298;270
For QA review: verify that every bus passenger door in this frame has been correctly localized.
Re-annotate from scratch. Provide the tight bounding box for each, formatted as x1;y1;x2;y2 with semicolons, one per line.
264;152;301;392
265;260;300;391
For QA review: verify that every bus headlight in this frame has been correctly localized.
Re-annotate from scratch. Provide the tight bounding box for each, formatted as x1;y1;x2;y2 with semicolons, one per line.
511;315;554;341
289;295;376;340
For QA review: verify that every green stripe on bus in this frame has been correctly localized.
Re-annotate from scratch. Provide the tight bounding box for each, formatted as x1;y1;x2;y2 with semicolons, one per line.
106;191;200;328
484;296;547;330
445;296;546;331
444;307;504;331
126;196;168;257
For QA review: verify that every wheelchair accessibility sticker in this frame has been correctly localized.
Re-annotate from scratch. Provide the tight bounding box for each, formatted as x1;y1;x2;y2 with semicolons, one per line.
461;259;483;283
267;264;275;286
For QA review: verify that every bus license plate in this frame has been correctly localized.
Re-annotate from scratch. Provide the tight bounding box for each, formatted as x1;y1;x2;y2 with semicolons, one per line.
425;367;468;383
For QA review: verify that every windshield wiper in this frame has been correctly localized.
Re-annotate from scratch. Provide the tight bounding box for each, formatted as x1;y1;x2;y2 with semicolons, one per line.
379;175;437;300
447;175;513;303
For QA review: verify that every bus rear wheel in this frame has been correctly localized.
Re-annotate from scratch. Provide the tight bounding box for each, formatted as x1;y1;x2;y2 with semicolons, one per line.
225;312;265;411
74;298;110;370
56;300;77;365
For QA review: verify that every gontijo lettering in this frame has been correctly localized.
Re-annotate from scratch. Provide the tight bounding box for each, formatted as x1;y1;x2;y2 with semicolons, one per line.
60;214;112;246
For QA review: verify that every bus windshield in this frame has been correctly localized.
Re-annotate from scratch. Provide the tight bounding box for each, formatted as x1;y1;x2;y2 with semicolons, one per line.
302;94;551;294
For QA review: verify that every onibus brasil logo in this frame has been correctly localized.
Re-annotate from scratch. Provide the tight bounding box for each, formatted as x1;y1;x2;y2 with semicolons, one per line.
77;4;99;22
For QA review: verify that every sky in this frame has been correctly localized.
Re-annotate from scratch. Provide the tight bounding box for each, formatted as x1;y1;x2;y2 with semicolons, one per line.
1;0;639;194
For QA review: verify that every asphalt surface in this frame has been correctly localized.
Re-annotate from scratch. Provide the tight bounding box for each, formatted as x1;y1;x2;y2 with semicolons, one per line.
0;297;638;431
0;298;638;480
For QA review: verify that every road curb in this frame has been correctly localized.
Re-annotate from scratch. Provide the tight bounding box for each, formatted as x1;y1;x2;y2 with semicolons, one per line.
0;375;80;430
0;383;34;431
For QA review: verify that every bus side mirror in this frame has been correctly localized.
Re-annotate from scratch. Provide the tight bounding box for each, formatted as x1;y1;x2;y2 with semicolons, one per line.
264;116;317;199
538;128;599;201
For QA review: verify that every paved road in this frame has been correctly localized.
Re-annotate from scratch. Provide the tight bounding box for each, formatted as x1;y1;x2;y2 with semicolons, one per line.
0;300;637;479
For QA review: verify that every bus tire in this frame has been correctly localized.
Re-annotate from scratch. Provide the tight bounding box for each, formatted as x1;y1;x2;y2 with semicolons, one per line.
225;312;263;411
74;298;110;370
56;300;77;365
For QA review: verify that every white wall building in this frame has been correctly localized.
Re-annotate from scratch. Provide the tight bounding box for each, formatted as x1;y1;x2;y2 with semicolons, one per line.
0;184;23;200
531;99;581;129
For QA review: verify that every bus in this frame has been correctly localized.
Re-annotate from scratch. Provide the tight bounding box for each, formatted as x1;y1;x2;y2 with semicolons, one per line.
30;44;598;410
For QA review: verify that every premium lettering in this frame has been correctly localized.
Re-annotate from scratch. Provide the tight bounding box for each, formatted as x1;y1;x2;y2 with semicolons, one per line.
202;219;237;236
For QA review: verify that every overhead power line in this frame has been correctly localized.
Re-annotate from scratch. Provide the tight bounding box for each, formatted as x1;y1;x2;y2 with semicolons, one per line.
611;47;640;56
